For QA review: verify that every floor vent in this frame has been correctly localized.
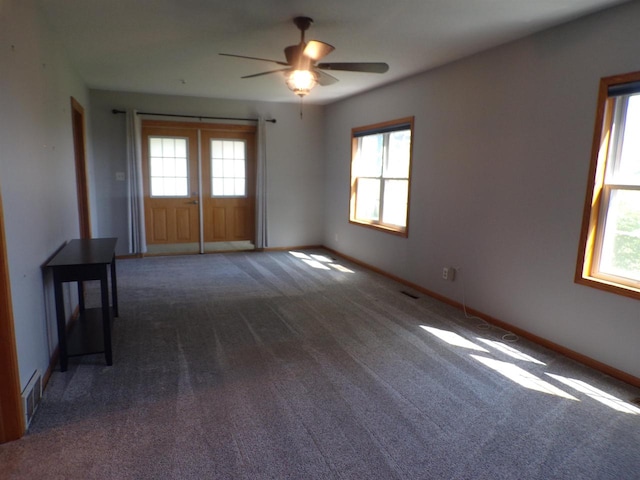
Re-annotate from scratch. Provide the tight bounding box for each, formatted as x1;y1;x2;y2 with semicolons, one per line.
21;370;42;429
401;290;419;299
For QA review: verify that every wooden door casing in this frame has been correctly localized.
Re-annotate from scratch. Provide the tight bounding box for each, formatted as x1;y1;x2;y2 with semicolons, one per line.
71;97;91;239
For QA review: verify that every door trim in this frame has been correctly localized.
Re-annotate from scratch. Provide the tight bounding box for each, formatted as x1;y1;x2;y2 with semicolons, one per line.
0;189;25;443
71;97;91;239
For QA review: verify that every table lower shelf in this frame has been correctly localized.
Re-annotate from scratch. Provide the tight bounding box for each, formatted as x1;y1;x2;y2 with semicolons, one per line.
66;307;113;358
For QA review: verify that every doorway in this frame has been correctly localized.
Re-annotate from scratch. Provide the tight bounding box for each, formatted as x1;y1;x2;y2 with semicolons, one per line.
141;121;256;255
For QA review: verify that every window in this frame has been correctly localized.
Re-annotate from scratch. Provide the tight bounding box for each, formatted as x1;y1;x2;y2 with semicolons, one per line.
350;117;414;236
576;72;640;299
149;137;189;197
211;139;246;197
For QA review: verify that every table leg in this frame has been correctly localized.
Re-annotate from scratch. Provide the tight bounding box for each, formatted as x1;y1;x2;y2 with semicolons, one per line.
110;254;118;317
77;281;85;313
101;271;113;366
53;274;68;372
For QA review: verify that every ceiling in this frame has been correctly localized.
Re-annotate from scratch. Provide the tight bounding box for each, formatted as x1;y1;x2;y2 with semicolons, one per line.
37;0;629;105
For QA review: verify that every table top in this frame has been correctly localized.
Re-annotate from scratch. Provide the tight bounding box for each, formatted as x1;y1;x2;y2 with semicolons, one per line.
46;238;118;268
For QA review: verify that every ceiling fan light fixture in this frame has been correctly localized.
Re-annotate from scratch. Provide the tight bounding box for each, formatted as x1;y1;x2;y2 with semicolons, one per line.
286;69;317;97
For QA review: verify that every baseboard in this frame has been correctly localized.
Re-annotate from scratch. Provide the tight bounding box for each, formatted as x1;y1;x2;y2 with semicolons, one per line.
43;305;80;390
264;245;324;252
116;253;143;260
324;246;640;389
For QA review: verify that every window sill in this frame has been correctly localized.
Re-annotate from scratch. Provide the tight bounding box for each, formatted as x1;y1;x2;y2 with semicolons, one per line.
575;275;640;301
349;219;408;237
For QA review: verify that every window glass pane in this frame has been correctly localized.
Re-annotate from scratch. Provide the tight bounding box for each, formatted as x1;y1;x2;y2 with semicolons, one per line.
212;178;224;196
235;160;245;178
223;178;234;195
354;135;383;177
212;140;223;158
223;141;234;159
175;158;187;178
150;157;163;176
616;94;640;185
150;138;163;157
212;159;223;177
235;179;245;196
163;158;176;177
151;178;163;196
385;130;411;178
224;159;235;177
234;141;245;159
175;138;187;157
355;178;380;221
162;138;175;157
175;178;188;196
163;178;176;196
382;180;408;227
599;189;640;281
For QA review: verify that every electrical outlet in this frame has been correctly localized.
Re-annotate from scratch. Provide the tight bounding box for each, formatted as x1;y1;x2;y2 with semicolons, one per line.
442;267;456;281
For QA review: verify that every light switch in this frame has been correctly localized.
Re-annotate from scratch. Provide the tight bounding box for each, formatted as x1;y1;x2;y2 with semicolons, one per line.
115;172;125;181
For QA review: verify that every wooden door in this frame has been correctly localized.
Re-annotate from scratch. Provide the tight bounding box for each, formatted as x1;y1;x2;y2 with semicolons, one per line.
141;125;200;250
201;128;256;244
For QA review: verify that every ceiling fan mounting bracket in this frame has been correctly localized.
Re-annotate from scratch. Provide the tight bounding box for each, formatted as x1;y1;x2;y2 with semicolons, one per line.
293;16;313;33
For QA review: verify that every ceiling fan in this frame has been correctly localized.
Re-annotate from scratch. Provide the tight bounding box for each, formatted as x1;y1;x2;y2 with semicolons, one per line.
220;16;389;97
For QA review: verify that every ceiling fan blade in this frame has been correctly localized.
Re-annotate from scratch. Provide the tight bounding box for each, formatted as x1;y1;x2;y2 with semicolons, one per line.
219;53;289;67
314;69;339;86
303;40;334;61
241;68;291;79
317;62;389;73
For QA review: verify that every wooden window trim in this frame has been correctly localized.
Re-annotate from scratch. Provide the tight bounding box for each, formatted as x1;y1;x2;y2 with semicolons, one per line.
575;71;640;300
349;116;414;237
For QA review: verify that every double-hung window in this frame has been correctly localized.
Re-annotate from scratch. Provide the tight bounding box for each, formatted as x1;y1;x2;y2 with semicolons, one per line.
350;117;414;236
576;72;640;299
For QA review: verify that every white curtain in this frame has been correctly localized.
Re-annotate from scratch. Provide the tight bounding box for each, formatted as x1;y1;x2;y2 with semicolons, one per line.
125;109;147;254
255;117;268;249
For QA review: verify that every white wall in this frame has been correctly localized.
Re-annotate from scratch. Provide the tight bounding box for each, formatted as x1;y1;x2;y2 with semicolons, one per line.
0;0;90;387
89;90;325;254
324;3;640;378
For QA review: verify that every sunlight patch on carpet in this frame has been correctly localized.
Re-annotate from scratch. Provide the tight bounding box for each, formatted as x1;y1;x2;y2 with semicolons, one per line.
470;355;578;400
421;326;489;352
289;251;354;273
476;338;546;365
546;374;640;414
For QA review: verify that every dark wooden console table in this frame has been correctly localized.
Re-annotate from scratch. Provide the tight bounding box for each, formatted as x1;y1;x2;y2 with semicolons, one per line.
46;238;118;371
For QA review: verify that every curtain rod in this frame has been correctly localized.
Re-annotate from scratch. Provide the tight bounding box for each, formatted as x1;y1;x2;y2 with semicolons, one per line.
111;109;276;123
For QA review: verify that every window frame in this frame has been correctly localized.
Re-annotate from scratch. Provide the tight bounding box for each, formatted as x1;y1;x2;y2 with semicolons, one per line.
349;116;414;237
576;71;640;300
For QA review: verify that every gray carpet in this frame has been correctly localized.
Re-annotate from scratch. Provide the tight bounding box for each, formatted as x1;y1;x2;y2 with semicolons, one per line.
2;249;639;479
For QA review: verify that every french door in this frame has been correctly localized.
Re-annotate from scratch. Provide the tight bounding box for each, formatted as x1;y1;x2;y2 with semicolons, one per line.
141;121;256;254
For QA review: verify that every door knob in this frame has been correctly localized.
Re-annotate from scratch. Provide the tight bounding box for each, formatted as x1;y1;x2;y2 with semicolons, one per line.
189;200;199;205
